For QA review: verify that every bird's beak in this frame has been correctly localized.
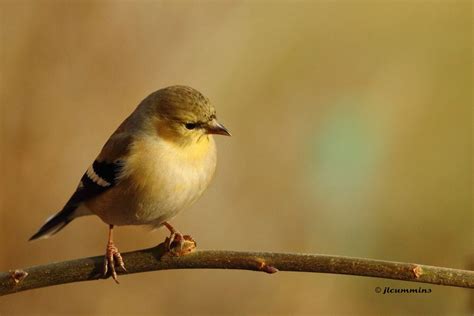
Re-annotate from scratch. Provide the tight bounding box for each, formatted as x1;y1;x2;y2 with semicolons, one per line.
205;119;231;136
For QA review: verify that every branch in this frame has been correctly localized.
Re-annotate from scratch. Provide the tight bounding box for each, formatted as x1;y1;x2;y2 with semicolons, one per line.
1;243;472;296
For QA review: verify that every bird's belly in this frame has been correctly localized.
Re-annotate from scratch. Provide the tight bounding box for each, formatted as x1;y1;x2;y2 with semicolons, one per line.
132;162;214;225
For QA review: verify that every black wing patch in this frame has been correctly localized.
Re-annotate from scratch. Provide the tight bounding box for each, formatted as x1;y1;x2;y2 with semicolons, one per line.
65;160;123;207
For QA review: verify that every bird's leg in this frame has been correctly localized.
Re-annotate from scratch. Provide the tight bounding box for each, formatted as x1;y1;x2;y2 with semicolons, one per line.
163;222;196;256
103;224;126;283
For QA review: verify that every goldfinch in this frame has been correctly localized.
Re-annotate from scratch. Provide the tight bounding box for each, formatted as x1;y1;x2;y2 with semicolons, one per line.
30;85;230;282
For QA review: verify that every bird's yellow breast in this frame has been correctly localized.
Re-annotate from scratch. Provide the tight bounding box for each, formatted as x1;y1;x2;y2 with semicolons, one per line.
110;134;217;225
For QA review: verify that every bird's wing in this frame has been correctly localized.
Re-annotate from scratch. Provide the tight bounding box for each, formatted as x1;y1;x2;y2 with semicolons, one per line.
29;132;134;240
64;132;133;208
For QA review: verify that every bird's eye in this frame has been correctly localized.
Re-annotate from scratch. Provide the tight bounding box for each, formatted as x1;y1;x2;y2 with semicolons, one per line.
185;123;197;130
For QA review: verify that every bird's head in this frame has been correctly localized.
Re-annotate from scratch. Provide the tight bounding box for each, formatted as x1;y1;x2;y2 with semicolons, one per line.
144;85;230;146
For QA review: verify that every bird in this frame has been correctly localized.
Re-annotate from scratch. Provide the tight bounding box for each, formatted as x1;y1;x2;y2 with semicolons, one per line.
29;85;231;282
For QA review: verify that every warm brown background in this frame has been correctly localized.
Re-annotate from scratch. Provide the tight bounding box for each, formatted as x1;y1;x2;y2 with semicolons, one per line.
0;1;472;315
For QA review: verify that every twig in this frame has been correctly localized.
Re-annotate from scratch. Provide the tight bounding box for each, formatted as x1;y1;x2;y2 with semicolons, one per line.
1;243;472;296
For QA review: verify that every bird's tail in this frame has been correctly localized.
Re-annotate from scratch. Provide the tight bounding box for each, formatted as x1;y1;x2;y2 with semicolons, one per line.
29;206;77;241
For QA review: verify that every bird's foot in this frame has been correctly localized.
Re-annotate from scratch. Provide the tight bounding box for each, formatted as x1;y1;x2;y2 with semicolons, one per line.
163;222;197;256
103;241;127;283
165;233;196;256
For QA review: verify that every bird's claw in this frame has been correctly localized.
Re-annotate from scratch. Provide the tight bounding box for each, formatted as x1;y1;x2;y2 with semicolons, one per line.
165;233;196;256
103;242;126;283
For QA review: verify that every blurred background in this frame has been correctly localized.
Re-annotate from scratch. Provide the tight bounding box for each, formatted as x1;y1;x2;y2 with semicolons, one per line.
0;1;472;315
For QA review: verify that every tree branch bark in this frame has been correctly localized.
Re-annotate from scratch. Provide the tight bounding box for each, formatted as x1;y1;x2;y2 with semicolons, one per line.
1;243;473;296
